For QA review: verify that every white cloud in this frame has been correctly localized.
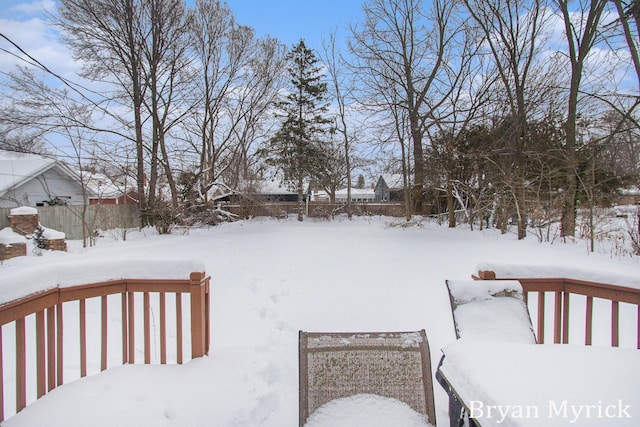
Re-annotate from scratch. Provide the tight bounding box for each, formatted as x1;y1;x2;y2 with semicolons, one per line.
0;6;79;85
9;0;56;15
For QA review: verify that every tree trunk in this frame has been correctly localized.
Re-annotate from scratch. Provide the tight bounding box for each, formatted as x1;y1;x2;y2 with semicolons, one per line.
447;178;455;228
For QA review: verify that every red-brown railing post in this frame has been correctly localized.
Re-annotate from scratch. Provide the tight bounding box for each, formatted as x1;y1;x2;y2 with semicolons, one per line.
562;289;570;344
553;291;562;344
16;318;26;414
205;277;211;355
101;296;108;370
121;293;128;364
537;291;545;344
190;272;208;358
46;307;55;391
128;291;135;363
612;301;620;347
56;303;63;386
160;293;167;364
585;296;593;346
144;292;151;364
176;293;183;364
637;305;640;350
80;299;87;377
0;327;3;422
36;310;46;398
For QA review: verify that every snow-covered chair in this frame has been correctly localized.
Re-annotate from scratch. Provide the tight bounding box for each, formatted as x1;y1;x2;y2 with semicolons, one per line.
445;279;537;344
298;330;436;426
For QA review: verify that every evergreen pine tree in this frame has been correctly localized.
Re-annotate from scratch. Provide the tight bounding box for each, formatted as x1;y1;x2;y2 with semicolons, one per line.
263;39;331;221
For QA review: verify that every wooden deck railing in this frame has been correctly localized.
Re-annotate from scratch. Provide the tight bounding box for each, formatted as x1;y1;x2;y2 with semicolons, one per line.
0;271;210;422
475;270;640;349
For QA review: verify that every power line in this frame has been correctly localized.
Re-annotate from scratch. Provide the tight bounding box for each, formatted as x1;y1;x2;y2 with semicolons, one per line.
0;32;105;106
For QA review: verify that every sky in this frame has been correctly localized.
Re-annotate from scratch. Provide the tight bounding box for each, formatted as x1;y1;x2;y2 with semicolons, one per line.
0;0;365;161
0;215;639;425
223;0;363;51
0;0;363;79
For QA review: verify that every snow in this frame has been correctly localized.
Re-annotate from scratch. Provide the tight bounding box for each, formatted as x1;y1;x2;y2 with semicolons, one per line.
0;257;205;305
476;262;640;290
0;228;25;245
0;151;57;196
447;279;524;303
439;339;640;426
446;280;536;343
0;216;639;426
8;206;38;216
304;394;433;427
40;226;66;240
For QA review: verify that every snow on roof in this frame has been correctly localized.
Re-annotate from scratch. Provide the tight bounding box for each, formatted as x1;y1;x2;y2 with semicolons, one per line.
378;174;406;189
0;150;57;196
0;150;90;197
239;179;297;194
335;187;375;196
80;171;126;198
619;187;640;196
0;227;25;245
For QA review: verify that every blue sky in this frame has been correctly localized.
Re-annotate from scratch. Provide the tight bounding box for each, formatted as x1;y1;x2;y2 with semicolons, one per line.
0;0;364;88
223;0;363;51
0;0;363;56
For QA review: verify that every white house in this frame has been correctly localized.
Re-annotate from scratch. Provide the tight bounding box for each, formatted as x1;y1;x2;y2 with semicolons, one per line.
0;150;96;208
334;187;375;202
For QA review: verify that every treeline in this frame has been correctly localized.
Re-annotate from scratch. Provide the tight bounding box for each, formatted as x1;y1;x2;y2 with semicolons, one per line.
1;0;639;241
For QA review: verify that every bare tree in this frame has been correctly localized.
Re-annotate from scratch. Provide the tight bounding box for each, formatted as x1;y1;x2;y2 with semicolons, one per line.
462;0;551;239
185;1;286;200
139;0;192;224
56;0;149;222
322;30;356;218
554;0;608;238
350;0;471;216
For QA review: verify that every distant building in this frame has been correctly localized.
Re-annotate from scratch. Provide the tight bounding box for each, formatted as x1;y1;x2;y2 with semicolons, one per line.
236;179;304;202
374;174;406;201
83;171;138;205
0;150;97;208
334;187;375;202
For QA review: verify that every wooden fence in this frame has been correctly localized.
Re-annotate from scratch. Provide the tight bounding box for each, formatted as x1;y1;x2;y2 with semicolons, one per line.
475;270;640;349
0;205;140;240
226;202;407;219
0;271;210;422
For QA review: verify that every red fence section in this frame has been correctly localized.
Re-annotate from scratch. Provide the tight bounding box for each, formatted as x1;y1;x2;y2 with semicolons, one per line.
475;270;640;349
0;272;210;422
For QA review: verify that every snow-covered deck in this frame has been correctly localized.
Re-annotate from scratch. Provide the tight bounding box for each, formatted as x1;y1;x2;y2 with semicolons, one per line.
438;340;639;426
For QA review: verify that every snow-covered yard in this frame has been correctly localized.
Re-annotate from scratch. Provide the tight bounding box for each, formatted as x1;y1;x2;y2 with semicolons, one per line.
0;216;639;426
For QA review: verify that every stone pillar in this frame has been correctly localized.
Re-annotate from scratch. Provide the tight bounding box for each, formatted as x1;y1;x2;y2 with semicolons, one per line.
0;227;27;261
8;206;40;236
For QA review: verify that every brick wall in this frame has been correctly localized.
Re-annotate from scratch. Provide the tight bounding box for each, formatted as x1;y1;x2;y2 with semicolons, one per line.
9;214;39;236
43;239;67;252
0;242;27;261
